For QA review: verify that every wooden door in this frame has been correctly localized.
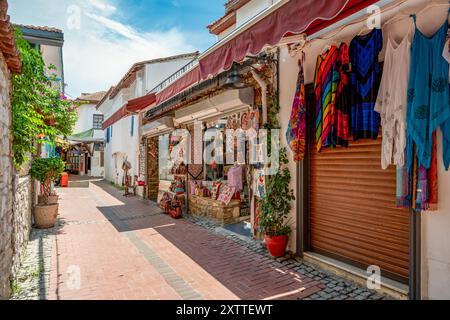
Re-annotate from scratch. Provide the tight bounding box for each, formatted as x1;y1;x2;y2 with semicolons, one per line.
147;137;159;201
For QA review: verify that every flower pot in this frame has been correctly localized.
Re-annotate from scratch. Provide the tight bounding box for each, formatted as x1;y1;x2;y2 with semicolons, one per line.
169;208;182;219
264;235;289;258
34;204;58;229
38;194;58;205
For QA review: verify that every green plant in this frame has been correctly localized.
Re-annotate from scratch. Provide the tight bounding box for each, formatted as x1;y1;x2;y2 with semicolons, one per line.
258;148;295;237
11;29;78;168
30;157;65;204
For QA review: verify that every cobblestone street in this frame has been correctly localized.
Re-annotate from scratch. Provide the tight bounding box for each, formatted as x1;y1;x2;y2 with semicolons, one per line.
12;180;390;300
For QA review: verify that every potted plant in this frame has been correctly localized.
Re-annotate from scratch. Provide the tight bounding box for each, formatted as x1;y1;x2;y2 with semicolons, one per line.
30;157;65;229
258;148;295;258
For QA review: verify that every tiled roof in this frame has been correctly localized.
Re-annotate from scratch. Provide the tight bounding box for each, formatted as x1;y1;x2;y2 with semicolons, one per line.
96;86;115;109
0;0;21;73
15;24;62;34
77;91;107;103
109;51;200;99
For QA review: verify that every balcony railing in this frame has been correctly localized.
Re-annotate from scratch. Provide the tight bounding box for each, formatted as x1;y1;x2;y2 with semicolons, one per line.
149;58;198;94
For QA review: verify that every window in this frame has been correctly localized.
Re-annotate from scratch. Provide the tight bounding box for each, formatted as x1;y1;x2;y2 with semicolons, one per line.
106;127;110;143
93;114;104;130
131;116;134;137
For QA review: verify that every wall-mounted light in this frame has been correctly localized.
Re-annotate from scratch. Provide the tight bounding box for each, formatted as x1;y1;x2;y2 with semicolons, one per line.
225;64;246;89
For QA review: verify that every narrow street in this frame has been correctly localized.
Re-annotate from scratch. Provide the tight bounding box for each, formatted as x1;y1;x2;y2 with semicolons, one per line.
11;179;387;301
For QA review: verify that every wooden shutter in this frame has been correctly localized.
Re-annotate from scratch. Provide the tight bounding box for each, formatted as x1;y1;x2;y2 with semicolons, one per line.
308;135;410;283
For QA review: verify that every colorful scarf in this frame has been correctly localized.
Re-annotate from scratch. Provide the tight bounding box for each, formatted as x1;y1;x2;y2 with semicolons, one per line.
286;54;307;162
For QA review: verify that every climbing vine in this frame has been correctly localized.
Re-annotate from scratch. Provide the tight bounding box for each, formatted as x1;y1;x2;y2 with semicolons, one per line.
11;28;78;168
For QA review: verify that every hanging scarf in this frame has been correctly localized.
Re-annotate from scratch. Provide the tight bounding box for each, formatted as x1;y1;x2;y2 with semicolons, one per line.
286;53;307;162
396;165;410;208
426;132;438;211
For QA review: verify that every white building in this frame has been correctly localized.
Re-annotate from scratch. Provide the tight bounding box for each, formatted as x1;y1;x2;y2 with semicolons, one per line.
97;52;199;186
66;92;107;177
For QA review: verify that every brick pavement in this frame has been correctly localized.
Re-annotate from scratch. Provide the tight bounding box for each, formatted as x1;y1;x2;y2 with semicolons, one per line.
45;180;326;300
13;179;389;300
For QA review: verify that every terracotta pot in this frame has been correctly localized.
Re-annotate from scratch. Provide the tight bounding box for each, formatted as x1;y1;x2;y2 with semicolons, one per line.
38;194;58;205
264;235;289;258
169;208;182;219
34;204;58;229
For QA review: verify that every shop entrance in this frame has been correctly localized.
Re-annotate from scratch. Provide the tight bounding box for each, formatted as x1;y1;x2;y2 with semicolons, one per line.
304;91;410;284
147;136;159;202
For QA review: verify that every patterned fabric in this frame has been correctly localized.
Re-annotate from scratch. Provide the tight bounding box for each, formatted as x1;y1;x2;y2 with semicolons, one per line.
406;14;450;171
349;28;383;141
427;133;438;211
286;55;307;162
314;46;338;151
227;165;243;191
396;165;410;208
335;43;351;147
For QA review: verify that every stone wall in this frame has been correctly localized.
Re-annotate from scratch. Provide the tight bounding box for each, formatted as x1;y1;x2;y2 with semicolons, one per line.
0;49;14;298
11;175;33;276
189;195;241;225
0;47;33;299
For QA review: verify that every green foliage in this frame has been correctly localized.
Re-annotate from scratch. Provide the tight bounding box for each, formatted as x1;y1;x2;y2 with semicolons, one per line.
11;29;78;168
30;157;65;201
258;148;295;237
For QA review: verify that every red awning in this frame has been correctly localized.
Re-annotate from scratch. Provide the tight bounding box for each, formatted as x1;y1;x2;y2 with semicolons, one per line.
102;105;128;130
126;93;156;113
155;66;201;105
199;0;378;78
154;0;378;106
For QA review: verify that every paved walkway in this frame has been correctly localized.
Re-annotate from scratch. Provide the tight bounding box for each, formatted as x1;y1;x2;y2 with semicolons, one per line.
12;180;389;300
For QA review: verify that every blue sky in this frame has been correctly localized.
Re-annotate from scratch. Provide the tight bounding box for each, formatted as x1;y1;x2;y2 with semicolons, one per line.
8;0;225;98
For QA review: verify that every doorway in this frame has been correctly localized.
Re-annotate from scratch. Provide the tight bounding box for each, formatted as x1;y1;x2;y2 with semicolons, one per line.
147;136;159;202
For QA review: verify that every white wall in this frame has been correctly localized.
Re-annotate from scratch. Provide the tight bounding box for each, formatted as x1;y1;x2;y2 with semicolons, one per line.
278;46;298;253
145;58;195;92
104;115;139;185
236;0;272;27
74;103;102;134
422;130;450;300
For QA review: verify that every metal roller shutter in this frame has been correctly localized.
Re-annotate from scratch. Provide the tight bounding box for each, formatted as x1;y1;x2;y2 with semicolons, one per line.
308;121;409;283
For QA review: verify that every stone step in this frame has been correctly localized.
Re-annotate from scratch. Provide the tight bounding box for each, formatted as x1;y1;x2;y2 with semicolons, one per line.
67;181;90;188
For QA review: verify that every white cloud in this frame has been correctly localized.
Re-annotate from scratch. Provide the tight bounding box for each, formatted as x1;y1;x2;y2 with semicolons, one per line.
87;0;117;14
8;0;198;98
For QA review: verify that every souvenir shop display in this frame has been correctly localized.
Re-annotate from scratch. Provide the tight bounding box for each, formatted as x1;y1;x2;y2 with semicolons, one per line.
314;42;352;151
218;185;236;206
301;5;450;215
399;11;450;211
349;28;383;141
227;164;243;191
375;21;414;170
286;53;307;161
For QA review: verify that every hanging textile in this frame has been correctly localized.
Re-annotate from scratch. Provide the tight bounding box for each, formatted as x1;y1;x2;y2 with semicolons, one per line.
442;37;450;170
334;43;351;148
406;13;450;171
349;28;383;141
286;53;307;162
314;45;339;151
375;22;414;170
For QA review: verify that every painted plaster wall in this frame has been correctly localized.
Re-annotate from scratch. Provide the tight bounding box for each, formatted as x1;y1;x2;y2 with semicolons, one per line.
104;114;138;185
236;0;273;27
74;103;102;134
145;58;196;92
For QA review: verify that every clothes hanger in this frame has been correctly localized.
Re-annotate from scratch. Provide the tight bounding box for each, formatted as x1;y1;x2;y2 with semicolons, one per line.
384;2;450;27
314;0;410;41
